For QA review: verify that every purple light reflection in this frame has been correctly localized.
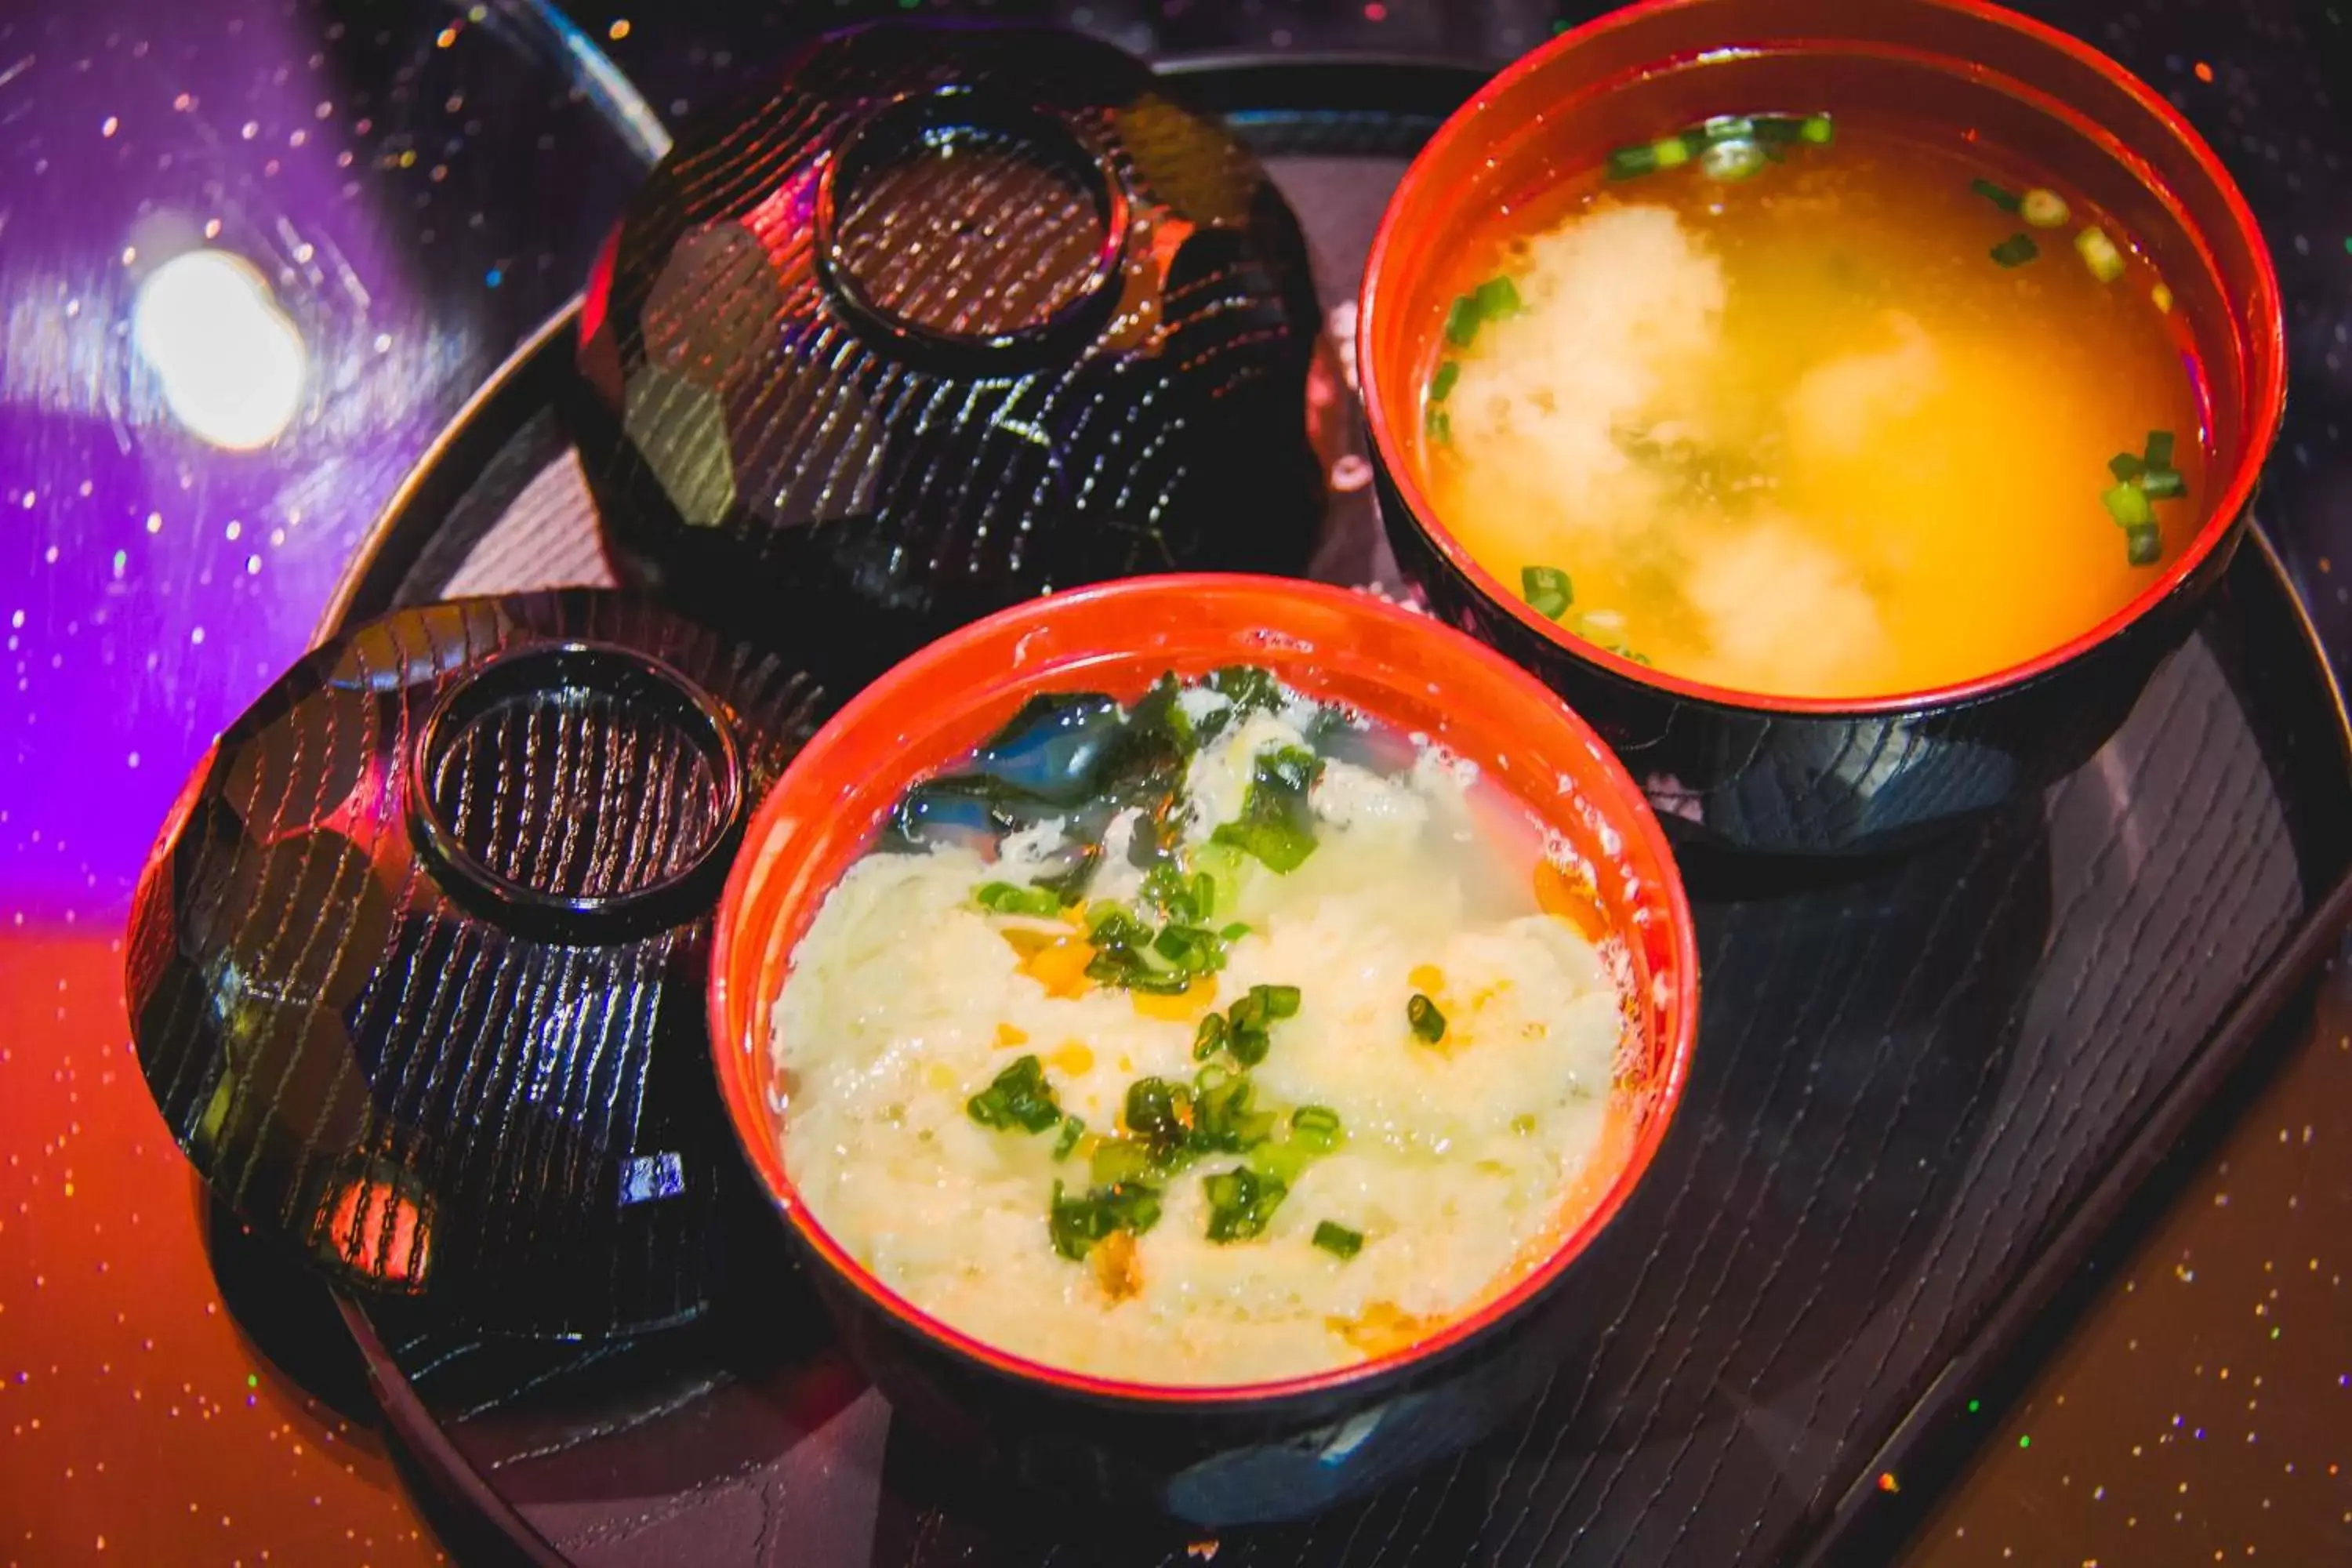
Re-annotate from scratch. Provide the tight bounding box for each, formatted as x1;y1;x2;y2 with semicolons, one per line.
0;1;652;924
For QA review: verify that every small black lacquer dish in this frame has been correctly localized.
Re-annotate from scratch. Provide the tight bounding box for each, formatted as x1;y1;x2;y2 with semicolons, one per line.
125;591;824;1338
568;20;1332;690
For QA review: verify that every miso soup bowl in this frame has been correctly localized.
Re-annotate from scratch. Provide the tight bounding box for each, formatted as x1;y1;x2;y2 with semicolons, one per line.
708;575;1698;1529
1359;0;2287;856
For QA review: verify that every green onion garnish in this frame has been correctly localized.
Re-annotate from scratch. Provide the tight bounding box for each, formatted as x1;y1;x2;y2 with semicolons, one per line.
1290;1104;1344;1154
2076;227;2125;283
1052;1116;1085;1161
1522;564;1573;621
1123;1076;1194;1156
2138;468;2186;500
1203;1166;1288;1243
1799;114;1835;145
1429;361;1460;405
1219;921;1251;942
2020;188;2070;228
1472;274;1522;322
1443;293;1482;347
2144;430;2176;469
1700;138;1767;182
1312;1221;1364;1261
976;880;1061;917
1650;135;1692;169
1606;143;1660;181
1989;233;2039;268
2102;481;2155;529
2125;523;2163;567
1426;407;1452;444
1090;1137;1157;1189
1971;177;2024;213
1192;1011;1229;1062
1406;993;1447;1045
1049;1178;1163;1261
2107;452;2146;483
967;1055;1064;1134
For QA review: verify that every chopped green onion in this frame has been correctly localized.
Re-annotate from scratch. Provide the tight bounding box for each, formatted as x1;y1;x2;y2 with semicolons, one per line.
2107;452;2146;483
1426;407;1452;444
1219;921;1251;942
1472;275;1523;322
1970;177;2024;213
2020;188;2070;228
1290;1104;1344;1153
1191;1070;1274;1153
1799;113;1835;145
1203;1166;1288;1243
1312;1221;1364;1261
1090;1137;1157;1189
2076;227;2125;283
2139;467;2187;500
1443;293;1481;347
1651;135;1692;169
1142;861;1199;924
1989;233;2039;268
1750;115;1806;144
1257;984;1302;1020
2144;430;2176;469
2152;281;2175;313
2102;481;2155;529
1085;945;1193;995
1407;993;1447;1045
976;880;1061;917
2125;522;2163;567
1700;137;1767;182
1429;360;1460;403
1052;1116;1085;1161
1123;1076;1194;1155
1192;1011;1229;1062
1606;143;1659;181
967;1055;1063;1134
1522;564;1573;621
1050;1178;1162;1261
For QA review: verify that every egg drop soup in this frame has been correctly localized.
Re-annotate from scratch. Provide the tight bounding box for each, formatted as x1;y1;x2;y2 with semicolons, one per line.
771;669;1639;1387
1414;114;2210;699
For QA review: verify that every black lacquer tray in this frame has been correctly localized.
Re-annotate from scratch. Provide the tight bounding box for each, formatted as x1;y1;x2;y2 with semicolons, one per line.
310;60;2352;1567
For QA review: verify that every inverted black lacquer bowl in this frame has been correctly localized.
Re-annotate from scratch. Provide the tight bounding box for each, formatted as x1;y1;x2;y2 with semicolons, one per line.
568;20;1330;689
124;591;825;1338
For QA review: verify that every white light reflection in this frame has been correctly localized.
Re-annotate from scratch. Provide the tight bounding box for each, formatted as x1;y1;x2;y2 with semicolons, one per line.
131;249;307;450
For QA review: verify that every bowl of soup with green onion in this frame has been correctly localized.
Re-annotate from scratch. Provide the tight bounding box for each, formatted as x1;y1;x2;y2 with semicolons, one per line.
1359;0;2285;855
707;574;1696;1526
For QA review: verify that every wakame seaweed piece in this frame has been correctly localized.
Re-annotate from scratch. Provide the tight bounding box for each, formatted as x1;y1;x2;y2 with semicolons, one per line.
1210;745;1324;873
1312;1221;1364;1260
1989;233;2039;268
1203;1167;1289;1243
882;773;1035;854
969;691;1129;805
968;1055;1063;1134
1971;176;2024;213
1050;1179;1163;1261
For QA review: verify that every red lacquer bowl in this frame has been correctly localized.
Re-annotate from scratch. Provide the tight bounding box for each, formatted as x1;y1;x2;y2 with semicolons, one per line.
708;573;1698;1527
1359;0;2287;855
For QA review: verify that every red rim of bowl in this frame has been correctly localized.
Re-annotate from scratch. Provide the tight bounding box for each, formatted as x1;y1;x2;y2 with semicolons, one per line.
1357;0;2288;719
707;573;1701;1406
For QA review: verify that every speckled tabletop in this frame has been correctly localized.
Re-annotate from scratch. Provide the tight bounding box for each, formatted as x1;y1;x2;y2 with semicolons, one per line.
1;2;2347;1564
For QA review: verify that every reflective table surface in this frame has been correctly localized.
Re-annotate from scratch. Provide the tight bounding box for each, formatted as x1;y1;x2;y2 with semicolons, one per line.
3;2;2350;1563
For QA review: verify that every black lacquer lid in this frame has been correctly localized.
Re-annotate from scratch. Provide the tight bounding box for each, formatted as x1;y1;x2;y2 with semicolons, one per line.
124;591;824;1338
568;20;1332;691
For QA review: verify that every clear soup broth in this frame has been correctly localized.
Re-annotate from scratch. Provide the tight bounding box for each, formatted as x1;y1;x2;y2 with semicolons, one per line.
1414;111;2212;700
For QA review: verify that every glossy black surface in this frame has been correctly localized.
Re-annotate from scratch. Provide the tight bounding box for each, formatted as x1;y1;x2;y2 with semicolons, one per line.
569;20;1330;690
301;77;2352;1563
124;591;826;1337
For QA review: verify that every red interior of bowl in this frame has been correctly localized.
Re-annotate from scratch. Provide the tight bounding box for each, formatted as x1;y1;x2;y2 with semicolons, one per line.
708;573;1699;1404
1359;0;2287;717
